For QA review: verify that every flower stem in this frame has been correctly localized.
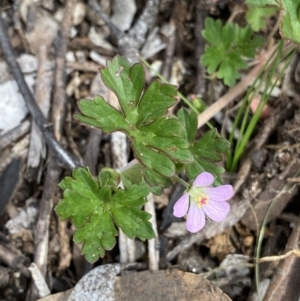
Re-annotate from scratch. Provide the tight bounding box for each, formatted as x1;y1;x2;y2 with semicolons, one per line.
172;175;189;188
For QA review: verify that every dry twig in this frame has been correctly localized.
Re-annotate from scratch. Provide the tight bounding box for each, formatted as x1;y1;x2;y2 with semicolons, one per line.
144;194;159;270
53;0;77;141
196;44;281;128
0;120;31;153
0;13;80;170
262;223;300;301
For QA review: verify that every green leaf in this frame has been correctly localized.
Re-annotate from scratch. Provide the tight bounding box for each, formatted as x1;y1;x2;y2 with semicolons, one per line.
185;159;225;186
98;167;121;189
200;46;222;74
132;140;175;177
56;167;155;263
200;18;264;86
142;168;172;195
186;129;228;181
178;110;229;183
235;27;265;57
120;162;171;195
217;57;246;87
280;0;300;44
246;6;277;31
100;56;144;122
113;183;150;206
137;81;177;125
76;56;192;184
111;184;155;240
177;108;197;144
194;129;229;161
221;22;235;50
129;116;193;177
136;116;192;162
120;162;144;189
76;95;129;133
56;168;117;262
201;18;224;47
111;206;154;240
73;209;117;263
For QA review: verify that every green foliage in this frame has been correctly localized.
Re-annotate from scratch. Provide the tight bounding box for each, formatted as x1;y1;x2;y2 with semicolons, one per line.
56;56;232;263
280;0;300;44
200;18;263;86
177;108;229;185
76;56;193;189
55;167;154;263
119;161;172;195
246;0;300;44
246;6;277;31
98;167;121;189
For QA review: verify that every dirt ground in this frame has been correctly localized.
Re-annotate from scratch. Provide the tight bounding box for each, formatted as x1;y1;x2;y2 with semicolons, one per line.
1;0;300;300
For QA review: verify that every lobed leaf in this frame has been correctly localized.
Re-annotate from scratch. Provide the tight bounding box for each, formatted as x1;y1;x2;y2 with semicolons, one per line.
76;56;192;183
176;108;197;144
56;167;155;263
201;18;224;46
200;46;222;75
112;183;150;207
178;110;228;184
120;162;144;189
200;18;264;86
137;81;177;125
142;168;172;195
135;116;193;167
100;56;144;122
120;162;171;195
194;129;229;161
76;95;129;133
111;184;155;240
98;168;121;189
246;6;278;32
132;140;175;177
73;210;118;263
111;206;154;240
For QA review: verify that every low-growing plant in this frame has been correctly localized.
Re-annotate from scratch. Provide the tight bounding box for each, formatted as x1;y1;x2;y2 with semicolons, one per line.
55;56;232;263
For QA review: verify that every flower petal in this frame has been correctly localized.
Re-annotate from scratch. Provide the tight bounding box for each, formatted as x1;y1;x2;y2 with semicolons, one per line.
202;185;234;201
173;193;189;217
186;203;206;233
193;172;214;187
202;200;230;222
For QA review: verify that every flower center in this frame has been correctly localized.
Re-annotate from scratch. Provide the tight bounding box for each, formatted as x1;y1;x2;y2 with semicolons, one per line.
195;193;209;208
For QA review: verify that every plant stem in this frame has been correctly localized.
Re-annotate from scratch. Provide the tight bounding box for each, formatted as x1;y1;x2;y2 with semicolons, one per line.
172;175;189;188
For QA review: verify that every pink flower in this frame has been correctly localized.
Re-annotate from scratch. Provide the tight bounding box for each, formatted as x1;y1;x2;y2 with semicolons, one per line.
173;172;234;233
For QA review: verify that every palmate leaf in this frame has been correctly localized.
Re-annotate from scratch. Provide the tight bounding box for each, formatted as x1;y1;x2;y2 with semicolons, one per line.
246;6;278;32
177;108;229;185
111;185;154;239
133;116;192;174
76;56;193;180
120;162;171;195
200;18;263;86
245;0;300;43
77;95;129;132
55;167;154;263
